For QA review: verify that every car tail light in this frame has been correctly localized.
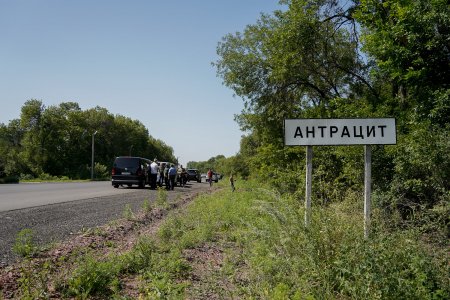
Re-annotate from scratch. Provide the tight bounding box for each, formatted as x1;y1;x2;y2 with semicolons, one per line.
137;168;142;176
111;168;116;175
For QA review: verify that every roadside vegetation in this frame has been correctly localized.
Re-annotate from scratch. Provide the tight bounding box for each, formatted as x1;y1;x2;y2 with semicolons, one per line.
3;180;448;299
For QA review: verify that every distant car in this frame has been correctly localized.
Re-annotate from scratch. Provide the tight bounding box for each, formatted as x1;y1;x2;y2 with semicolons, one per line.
201;173;207;182
111;156;151;188
187;169;201;182
212;172;219;183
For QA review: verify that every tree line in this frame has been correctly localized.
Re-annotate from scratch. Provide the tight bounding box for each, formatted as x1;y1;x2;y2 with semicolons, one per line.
0;100;176;181
207;0;449;227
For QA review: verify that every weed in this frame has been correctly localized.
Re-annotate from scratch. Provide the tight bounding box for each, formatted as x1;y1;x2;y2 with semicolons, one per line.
13;229;37;258
120;237;157;274
142;198;151;213
140;271;188;299
66;255;119;299
16;260;51;300
122;204;134;220
155;188;169;209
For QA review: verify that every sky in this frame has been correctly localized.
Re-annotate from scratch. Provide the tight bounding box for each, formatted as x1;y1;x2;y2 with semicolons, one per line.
0;0;284;166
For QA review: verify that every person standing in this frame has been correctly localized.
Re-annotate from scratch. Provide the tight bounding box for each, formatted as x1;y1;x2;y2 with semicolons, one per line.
229;174;235;192
207;168;213;187
164;163;170;189
168;164;177;190
158;162;165;186
178;165;187;187
150;159;159;190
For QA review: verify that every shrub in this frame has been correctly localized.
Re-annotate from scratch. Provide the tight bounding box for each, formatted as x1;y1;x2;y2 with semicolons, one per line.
19;174;35;181
390;124;449;212
94;162;109;180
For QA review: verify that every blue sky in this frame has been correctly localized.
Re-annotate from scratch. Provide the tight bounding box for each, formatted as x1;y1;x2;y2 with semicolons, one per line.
0;0;283;166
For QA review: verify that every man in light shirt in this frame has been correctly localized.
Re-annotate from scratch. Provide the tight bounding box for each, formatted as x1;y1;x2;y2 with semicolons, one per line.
149;159;159;190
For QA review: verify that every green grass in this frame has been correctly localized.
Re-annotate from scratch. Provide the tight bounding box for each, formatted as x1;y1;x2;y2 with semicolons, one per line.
11;179;449;299
155;180;449;299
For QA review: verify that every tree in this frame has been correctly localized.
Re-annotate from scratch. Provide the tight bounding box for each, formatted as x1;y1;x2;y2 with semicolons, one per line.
215;0;377;146
0;100;177;180
214;0;374;192
19;99;46;176
215;0;449;223
354;0;450;125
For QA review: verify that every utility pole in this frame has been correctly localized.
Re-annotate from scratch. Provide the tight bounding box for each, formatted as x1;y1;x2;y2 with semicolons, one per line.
91;131;98;180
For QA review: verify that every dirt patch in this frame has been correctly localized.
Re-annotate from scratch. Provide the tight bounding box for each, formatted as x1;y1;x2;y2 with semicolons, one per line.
183;243;230;299
183;241;250;299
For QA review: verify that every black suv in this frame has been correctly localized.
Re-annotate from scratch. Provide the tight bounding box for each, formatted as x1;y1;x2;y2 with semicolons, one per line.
111;156;151;188
187;169;201;183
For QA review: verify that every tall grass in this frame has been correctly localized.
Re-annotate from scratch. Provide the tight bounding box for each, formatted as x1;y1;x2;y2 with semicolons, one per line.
158;180;449;299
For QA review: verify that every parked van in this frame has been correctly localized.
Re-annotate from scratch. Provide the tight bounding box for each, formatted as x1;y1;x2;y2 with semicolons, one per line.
111;156;151;188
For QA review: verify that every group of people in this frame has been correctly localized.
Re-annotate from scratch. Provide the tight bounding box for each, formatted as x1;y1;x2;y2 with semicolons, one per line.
149;160;236;192
147;159;190;190
147;159;178;190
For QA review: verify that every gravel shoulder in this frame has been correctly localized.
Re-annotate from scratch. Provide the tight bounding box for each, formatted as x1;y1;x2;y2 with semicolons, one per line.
0;182;209;266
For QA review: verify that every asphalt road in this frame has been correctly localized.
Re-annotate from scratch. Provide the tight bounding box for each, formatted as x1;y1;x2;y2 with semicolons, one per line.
0;181;136;212
0;181;209;266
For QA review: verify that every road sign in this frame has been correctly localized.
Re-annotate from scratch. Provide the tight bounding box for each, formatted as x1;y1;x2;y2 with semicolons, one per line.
284;118;396;146
285;118;396;239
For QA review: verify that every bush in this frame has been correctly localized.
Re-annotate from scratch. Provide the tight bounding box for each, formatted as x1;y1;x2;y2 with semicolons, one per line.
94;162;110;180
19;173;35;181
386;124;449;218
330;232;448;299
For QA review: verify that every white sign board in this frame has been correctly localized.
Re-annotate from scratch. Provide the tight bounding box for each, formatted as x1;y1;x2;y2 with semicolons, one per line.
284;118;396;146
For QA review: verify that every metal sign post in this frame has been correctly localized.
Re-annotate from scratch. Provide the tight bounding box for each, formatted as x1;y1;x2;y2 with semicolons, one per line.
305;145;312;227
284;118;396;238
364;145;372;239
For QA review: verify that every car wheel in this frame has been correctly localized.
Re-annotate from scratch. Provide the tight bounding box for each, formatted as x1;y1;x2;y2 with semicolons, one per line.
113;184;119;188
127;184;132;187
